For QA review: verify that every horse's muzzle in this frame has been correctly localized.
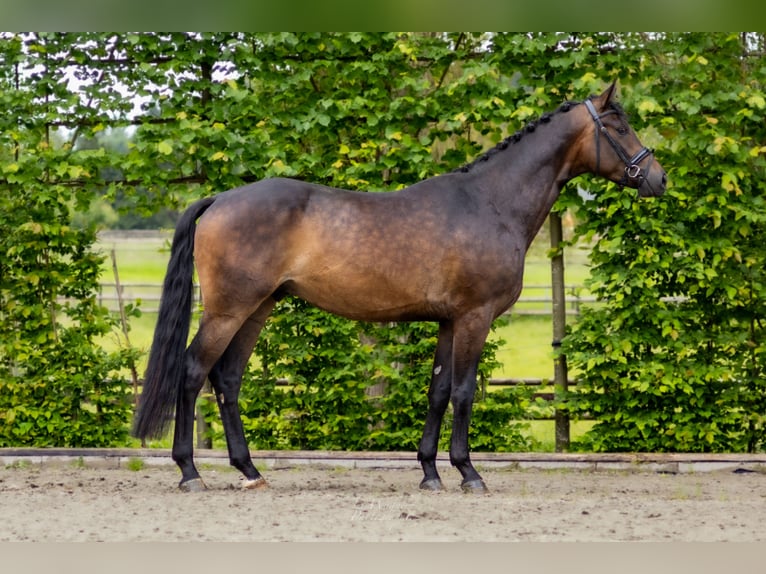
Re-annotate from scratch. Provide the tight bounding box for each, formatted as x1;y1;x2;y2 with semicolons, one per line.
637;164;667;198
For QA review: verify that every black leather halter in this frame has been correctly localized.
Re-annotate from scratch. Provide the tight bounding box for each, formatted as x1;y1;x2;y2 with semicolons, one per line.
584;99;653;188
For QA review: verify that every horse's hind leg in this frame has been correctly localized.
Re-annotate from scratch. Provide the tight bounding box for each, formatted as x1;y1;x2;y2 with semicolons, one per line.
208;299;276;490
172;313;246;492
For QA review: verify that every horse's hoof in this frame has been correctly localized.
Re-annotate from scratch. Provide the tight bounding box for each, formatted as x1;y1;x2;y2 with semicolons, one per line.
242;477;268;490
419;478;444;492
460;478;489;494
179;477;207;493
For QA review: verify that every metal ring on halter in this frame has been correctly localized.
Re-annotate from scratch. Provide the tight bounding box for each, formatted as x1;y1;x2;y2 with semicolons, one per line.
626;164;643;179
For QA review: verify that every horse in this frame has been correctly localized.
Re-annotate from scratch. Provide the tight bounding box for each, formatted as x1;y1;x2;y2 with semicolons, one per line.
133;81;667;493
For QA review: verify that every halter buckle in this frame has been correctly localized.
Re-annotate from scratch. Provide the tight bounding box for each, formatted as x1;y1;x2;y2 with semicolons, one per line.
625;164;642;179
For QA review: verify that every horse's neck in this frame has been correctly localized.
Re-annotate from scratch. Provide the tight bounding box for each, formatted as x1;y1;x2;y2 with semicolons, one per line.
469;121;580;246
474;111;584;249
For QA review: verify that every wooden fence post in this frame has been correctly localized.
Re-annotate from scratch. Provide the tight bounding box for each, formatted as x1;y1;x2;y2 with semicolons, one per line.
549;212;570;451
110;249;140;411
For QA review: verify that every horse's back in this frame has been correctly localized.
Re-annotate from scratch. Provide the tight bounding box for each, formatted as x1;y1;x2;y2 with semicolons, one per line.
197;177;439;248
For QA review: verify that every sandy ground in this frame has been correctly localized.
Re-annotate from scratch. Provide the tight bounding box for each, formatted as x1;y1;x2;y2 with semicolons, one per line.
1;462;765;542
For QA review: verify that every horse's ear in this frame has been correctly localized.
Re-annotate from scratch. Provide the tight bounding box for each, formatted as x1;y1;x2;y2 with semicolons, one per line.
597;81;618;111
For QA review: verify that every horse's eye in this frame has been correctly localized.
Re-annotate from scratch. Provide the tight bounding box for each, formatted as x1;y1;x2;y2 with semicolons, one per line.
616;126;629;136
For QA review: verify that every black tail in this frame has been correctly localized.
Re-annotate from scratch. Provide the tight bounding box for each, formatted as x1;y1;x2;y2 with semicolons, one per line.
132;196;216;440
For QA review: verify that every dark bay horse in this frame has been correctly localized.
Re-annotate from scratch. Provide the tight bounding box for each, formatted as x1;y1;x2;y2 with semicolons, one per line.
133;82;666;493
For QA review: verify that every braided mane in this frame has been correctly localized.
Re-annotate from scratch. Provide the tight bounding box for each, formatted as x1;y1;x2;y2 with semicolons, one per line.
453;100;580;174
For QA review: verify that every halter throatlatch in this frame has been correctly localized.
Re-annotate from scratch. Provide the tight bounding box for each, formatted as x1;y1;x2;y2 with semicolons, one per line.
584;99;653;188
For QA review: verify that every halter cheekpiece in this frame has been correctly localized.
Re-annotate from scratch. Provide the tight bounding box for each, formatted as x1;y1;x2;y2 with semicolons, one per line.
584;99;653;188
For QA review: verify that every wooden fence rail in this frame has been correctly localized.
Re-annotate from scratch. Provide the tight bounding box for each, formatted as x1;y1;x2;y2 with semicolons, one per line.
131;376;576;419
92;282;595;316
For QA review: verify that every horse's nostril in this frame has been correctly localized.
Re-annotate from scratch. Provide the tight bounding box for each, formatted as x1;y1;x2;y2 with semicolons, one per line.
662;172;667;186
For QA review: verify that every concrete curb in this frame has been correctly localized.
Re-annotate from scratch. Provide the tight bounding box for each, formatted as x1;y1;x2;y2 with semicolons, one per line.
2;448;766;474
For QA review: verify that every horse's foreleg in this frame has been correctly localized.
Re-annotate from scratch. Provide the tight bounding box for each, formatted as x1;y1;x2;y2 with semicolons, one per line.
417;322;454;491
449;313;492;494
208;303;274;490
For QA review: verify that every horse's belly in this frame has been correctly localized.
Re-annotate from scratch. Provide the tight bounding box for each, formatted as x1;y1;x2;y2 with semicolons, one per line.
281;272;446;322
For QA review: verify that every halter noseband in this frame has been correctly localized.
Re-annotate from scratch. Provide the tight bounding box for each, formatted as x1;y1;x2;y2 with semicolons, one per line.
584;99;653;188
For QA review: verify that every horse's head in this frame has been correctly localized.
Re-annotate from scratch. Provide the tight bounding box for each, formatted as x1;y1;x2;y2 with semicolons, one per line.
578;81;667;198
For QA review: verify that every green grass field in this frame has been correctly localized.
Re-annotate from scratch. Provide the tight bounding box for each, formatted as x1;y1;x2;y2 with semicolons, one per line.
95;224;594;450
